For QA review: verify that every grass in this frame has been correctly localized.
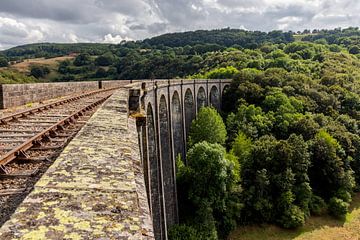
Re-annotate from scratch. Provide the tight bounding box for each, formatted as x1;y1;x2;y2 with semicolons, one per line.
228;193;360;240
0;69;38;84
0;54;74;84
8;55;75;74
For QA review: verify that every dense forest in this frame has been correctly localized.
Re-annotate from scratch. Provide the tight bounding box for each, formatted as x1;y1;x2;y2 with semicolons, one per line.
2;27;360;238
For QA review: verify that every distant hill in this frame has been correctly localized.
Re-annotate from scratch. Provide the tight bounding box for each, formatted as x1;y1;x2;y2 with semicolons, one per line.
2;43;114;60
2;27;360;82
142;28;295;48
1;29;296;60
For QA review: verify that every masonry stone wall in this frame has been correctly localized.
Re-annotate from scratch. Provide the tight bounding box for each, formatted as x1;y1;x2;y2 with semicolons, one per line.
129;79;231;240
0;88;154;239
0;81;99;109
0;84;3;110
101;80;131;89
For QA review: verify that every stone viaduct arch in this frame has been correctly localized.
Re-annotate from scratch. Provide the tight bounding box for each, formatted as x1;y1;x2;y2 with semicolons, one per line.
131;79;231;240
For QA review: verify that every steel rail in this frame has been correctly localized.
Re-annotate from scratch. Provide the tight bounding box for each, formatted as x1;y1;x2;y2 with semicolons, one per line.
0;92;113;171
0;88;118;124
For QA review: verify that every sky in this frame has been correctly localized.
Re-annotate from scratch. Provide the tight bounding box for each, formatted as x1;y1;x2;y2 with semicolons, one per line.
0;0;359;50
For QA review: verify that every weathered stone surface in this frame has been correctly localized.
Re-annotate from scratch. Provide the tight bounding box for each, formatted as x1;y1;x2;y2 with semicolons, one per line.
0;88;154;239
0;80;132;109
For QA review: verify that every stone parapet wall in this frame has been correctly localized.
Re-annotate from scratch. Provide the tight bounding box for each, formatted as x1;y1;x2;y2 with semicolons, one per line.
0;81;99;109
101;80;131;89
0;88;154;239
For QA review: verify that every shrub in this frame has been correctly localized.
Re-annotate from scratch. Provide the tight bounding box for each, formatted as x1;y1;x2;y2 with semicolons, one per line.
95;68;108;78
168;224;198;240
335;189;352;203
30;65;50;78
328;197;349;218
309;195;327;215
73;53;92;66
0;57;8;67
279;205;305;229
95;52;116;66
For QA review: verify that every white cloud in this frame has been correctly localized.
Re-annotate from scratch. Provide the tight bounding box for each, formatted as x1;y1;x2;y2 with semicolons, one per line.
277;16;303;30
1;0;360;49
102;33;133;44
0;16;44;48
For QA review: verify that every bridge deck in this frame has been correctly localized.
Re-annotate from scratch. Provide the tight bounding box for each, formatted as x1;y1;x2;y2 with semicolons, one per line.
0;88;154;239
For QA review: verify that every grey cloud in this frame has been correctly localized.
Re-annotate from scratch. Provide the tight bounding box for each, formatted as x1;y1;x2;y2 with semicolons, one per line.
1;0;360;49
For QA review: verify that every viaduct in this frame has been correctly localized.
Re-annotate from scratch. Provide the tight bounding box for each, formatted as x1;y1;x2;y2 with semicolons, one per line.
0;79;231;239
130;79;231;239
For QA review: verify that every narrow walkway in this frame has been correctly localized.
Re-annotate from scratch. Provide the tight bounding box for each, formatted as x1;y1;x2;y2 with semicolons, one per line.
0;88;154;239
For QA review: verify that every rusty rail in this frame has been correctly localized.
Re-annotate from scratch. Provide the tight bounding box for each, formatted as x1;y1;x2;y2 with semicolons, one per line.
0;90;114;172
0;88;117;124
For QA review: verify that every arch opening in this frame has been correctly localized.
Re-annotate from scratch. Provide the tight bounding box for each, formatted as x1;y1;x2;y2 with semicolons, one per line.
197;87;207;112
146;103;165;239
172;91;185;162
209;86;220;110
184;89;195;139
159;95;177;228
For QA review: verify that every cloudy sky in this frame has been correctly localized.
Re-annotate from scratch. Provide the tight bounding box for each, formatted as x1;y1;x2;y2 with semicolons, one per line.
0;0;359;50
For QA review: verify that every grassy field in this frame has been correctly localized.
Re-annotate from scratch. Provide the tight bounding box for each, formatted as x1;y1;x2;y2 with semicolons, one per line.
8;55;75;74
228;193;360;240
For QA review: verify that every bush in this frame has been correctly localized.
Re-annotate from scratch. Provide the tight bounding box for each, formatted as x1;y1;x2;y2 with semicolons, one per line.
30;65;50;78
349;45;360;55
95;52;115;66
335;189;352;203
168;224;198;240
309;195;327;215
328;197;349;218
279;205;305;229
73;53;92;66
95;68;108;78
0;57;8;67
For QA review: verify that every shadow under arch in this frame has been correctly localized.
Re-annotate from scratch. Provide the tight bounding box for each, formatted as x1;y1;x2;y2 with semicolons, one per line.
159;95;177;229
172;91;185;161
146;103;165;240
209;85;220;110
184;88;195;140
197;86;206;112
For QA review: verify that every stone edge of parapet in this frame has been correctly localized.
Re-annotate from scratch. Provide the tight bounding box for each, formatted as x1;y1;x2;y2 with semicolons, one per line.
0;87;155;240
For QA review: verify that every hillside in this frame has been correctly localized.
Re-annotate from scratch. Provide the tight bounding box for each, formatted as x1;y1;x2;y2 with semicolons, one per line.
2;43;113;60
1;27;360;239
1;27;360;83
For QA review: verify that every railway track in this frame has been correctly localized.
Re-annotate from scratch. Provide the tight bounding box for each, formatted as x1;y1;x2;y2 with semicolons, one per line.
0;88;115;216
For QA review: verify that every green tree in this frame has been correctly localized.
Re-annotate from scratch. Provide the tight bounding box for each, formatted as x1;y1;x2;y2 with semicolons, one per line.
73;53;92;66
94;68;108;78
0;57;8;67
95;52;116;66
188;107;227;147
349;45;360;55
30;65;50;79
309;130;355;200
230;132;252;166
186;142;235;207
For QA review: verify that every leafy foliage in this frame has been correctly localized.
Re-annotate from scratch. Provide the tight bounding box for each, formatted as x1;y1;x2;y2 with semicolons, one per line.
30;65;50;78
188;107;227;147
328;197;349;218
0;57;8;67
0;70;37;84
